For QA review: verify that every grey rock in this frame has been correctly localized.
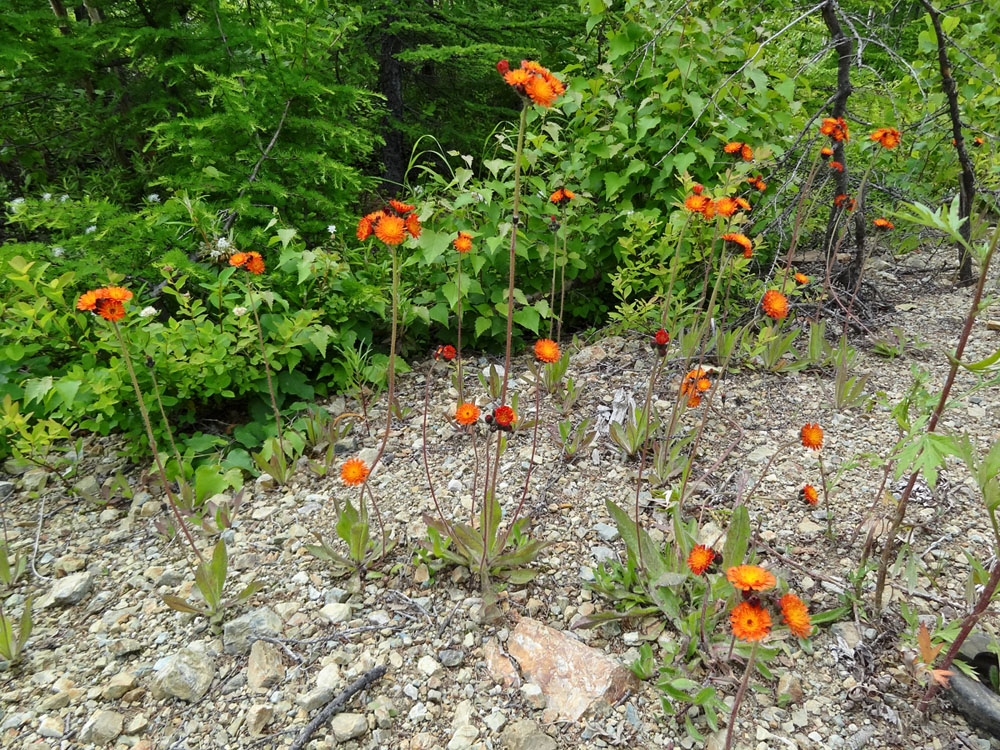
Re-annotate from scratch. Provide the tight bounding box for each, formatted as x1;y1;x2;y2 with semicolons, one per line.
109;638;143;658
320;602;352;624
50;571;94;605
324;587;349;604
593;523;619;542
0;481;15;500
417;655;441;676
101;671;137;700
248;640;285;692
37;715;64;738
73;475;100;498
591;546;615;564
501;719;556;750
223;606;281;654
255;473;277;490
948;671;1000;739
78;709;123;745
297;686;334;712
22;469;49;492
448;724;480;750
247;704;274;736
439;649;464;668
0;712;31;731
831;622;862;651
38;691;71;711
330;712;368;742
151;648;216;702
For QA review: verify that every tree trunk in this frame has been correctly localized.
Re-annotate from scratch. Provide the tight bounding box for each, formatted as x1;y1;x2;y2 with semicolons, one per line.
378;29;405;193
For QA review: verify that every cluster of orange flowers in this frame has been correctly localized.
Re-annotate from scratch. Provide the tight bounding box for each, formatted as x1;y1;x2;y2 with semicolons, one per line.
726;564;812;641
534;338;561;363
76;286;133;322
761;289;788;320
829;160;844;173
229;251;265;275
683;188;751;221
498;59;565;108
870;127;901;149
723;141;754;162
340;457;370;486
873;217;894;230
454;231;473;253
549;188;576;206
820;116;849;142
722;232;753;258
833;194;856;212
356;199;422;245
680;367;713;407
747;174;767;191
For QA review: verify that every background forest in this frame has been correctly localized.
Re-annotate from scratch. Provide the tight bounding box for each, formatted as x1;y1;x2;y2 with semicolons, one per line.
2;0;1000;467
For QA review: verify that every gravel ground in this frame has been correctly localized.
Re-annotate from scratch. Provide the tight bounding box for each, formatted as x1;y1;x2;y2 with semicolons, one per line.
2;248;1000;750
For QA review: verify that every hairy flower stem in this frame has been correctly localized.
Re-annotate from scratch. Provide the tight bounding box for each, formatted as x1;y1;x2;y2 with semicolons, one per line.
500;105;528;405
874;222;1000;610
456;252;464;402
634;356;665;572
547;224;559;340
556;205;569;343
148;364;184;475
246;284;286;472
496;375;543;554
421;366;456;542
110;321;202;565
818;453;832;537
779;153;823;297
724;640;759;750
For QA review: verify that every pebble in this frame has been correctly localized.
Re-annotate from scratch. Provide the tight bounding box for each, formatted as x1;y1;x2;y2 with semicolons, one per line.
320;602;352;624
330;712;368;742
79;709;123;744
49;571;94;605
439;649;464;668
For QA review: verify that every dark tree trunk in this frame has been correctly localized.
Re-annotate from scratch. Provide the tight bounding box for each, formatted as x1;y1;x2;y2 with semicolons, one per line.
378;30;405;193
921;0;975;285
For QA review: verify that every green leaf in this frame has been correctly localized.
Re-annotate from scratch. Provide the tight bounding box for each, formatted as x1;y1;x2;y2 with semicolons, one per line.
722;504;750;567
276;228;297;249
53;380;81;408
161;595;205;615
24;376;53;405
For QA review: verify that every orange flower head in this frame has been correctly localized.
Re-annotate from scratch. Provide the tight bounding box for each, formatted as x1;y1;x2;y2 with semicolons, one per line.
686;393;702;408
722;233;752;256
820;117;849;142
740;144;754;162
734;197;752;211
692;183;704;195
684;194;712;215
723;141;744;155
801;484;819;505
340;457;369;486
780;593;812;638
873;218;894;230
534;338;561;363
820;147;834;160
715;197;738;217
389;199;415;214
76;289;100;311
761;289;789;320
229;252;249;268
833;194;855;211
493;405;515;428
103;286;133;302
829;161;844;172
871;128;901;149
95;298;126;322
504;68;531;87
550;187;576;205
974;136;985;147
727;564;777;593
374;215;407;246
356;216;374;241
454;231;473;253
435;344;457;361
800;423;823;450
455;402;481;426
794;272;809;284
730;601;772;642
701;199;716;220
524;74;556;107
680;368;709;396
405;212;422;239
654;328;670;347
687;545;715;575
748;174;767;191
696;377;712;393
244;251;265;274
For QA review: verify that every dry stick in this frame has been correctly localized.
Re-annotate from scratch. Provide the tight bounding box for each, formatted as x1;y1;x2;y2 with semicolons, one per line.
246;284;286;468
921;0;975;284
874;222;1000;610
288;665;387;750
779;154;822;298
499;105;528;405
110;321;202;565
723;640;759;750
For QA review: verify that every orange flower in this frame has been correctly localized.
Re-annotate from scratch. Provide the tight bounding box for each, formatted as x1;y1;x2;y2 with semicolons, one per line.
684;194;713;216
340;458;369;486
686;393;702;408
435;344;457;361
740;143;754;161
727;564;777;592
833;194;855;211
534;338;561;363
229;252;249;268
550;188;576;205
103;286;133;302
870;128;901;149
696;377;712;392
800;484;818;505
493;405;515;428
761;289;788;320
502;60;563;108
714;197;738;217
723;141;744;154
734;197;752;211
95;298;126;322
730;601;772;642
722;233;752;257
680;368;710;396
687;545;715;575
747;175;766;191
389;199;415;214
455;402;481;426
974;136;985;147
454;231;473;253
800;423;823;450
820;147;834;159
794;272;809;284
405;212;422;239
356;216;373;241
873;218;894;230
829;161;844;172
374;215;406;245
76;290;100;311
780;593;812;638
820;117;849;142
504;68;531;87
244;251;265;274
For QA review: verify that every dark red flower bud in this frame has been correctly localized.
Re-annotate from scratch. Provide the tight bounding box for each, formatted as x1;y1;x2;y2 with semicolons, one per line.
655;328;670;346
497;59;509;75
692;184;704;195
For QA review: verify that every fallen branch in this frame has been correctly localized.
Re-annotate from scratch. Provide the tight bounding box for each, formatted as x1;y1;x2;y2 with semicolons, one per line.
288;664;387;750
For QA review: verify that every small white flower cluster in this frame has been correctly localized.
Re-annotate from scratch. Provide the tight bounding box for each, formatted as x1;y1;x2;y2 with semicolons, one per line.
85;225;96;234
59;195;69;202
51;246;66;258
42;193;52;201
147;193;161;203
216;237;230;250
327;224;337;235
232;306;249;317
9;198;25;211
139;306;157;319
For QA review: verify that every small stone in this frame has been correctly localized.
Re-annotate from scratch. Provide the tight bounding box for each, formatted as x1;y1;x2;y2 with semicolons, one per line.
50;571;94;606
501;719;556;750
79;709;123;745
832;622;862;650
320;602;352;624
448;724;480;750
39;691;71;711
255;473;277;490
151;648;216;702
223;606;282;654
418;655;441;677
317;663;342;690
593;523;619;542
777;673;803;704
485;710;507;732
330;712;367;742
248;640;285;692
22;469;50;492
98;508;118;523
296;686;334;712
127;714;149;733
37;715;63;738
0;481;14;500
109;638;143;658
101;671;137;700
452;699;474;728
485;639;520;688
797;518;824;535
439;649;464;668
448;479;463;493
408;702;429;722
521;682;546;709
247;705;274;736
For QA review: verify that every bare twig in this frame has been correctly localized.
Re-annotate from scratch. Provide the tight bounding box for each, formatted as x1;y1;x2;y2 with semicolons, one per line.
288;665;387;750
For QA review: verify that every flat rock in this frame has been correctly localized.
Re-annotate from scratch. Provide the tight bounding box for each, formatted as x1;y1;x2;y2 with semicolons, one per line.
501;719;556;750
948;671;1000;738
448;724;480;750
151;648;216;702
223;606;281;654
330;712;367;742
50;571;94;606
37;715;63;738
247;704;274;736
248;640;285;692
79;709;123;745
506;617;638;721
101;671;137;700
485;639;520;688
320;602;352;624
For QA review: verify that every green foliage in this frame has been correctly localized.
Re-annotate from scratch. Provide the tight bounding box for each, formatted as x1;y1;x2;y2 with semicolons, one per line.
609;406;660;459
306;497;396;575
551;418;596;461
162;540;261;628
0;598;32;667
0;544;27;590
